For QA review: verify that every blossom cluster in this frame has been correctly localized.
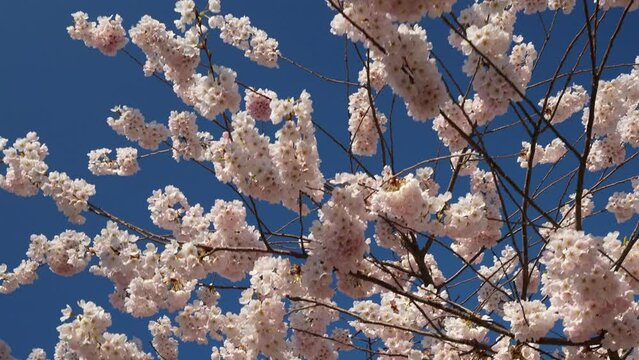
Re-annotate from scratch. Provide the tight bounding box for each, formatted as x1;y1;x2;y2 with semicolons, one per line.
429;316;490;358
348;87;387;156
607;177;639;223
541;229;635;342
244;88;277;121
371;169;450;250
330;1;447;121
88;147;139;176
433;96;506;152
446;169;503;261
0;133;95;224
1;230;92;294
0;132;49;197
473;243;543;318
357;61;387;91
107;106;170;150
350;288;445;355
56;300;152;359
307;180;369;277
517;138;567;168
210;91;325;213
540;84;589;124
208;14;280;68
129;15;241;121
584;60;639;171
168;110;205;161
502;300;556;341
41;171;96;225
67;12;128;56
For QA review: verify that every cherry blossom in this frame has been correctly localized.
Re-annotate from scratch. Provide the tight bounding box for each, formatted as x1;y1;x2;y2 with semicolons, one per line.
3;1;639;359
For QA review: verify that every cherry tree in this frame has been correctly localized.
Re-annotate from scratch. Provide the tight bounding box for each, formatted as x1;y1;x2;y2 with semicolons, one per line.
2;0;639;359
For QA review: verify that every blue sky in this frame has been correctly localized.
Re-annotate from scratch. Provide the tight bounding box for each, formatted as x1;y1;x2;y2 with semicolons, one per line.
1;1;638;359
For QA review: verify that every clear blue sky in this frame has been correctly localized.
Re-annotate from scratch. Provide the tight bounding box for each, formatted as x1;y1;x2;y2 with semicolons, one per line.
1;1;638;358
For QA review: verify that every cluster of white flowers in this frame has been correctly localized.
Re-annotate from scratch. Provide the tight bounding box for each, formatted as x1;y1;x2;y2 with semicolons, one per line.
130;15;241;120
129;15;199;83
244;88;276;121
211;92;324;213
600;0;639;11
369;0;456;21
88;147;139;176
512;0;548;13
308;186;368;274
502;300;556;341
435;94;511;153
330;2;447;121
211;112;283;202
26;348;46;360
357;61;387;91
208;14;279;68
602;303;639;351
445;193;488;245
351;289;442;355
174;0;196;32
200;199;266;281
493;338;540;360
433;100;475;152
348;88;387;156
189;68;242;120
603;231;639;292
540;84;589;124
149;316;179;360
559;191;594;225
57;300;152;359
41;171;96;225
228;294;288;358
0;340;11;360
370;169;450;249
107;106;170;150
208;256;333;358
388;24;448;121
268;96;295;125
587;134;625;171
541;229;633;342
38;231;92;277
270;92;325;212
168;111;204;161
146;186;213;244
0;259;38;294
449;1;537;118
67;12;128;56
585;77;637;137
450;169;503;261
289;299;339;359
548;0;577;13
607;177;639;223
147;185;191;233
2;230;89;295
518;138;567;168
102;242;195;317
82;205;257;319
174;288;223;344
475;246;518;314
429;316;490;358
583;61;639;171
600;235;639;350
0;132;49;197
130;4;264;122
